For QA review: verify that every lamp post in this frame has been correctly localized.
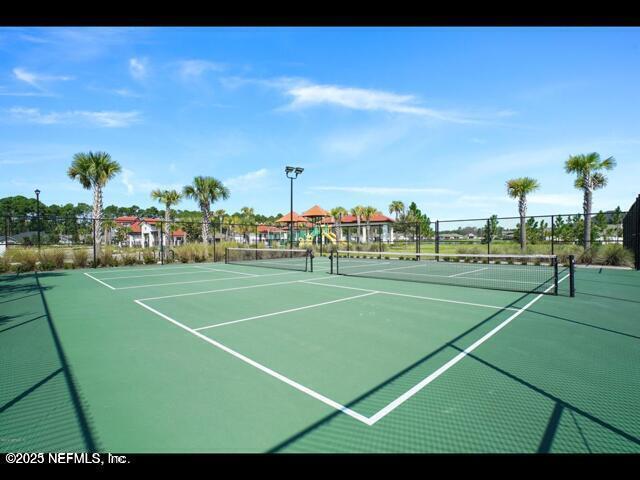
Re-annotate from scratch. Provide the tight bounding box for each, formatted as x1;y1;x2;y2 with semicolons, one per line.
34;189;41;251
284;166;304;250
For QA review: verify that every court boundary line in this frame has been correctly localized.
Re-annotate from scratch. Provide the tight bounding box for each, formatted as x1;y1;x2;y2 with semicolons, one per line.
132;274;569;425
134;299;372;425
84;272;116;290
98;268;258;281
194;291;378;331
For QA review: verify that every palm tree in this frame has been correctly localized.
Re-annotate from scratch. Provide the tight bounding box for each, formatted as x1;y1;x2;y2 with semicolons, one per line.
214;209;226;238
182;176;230;248
67;151;121;251
330;206;348;241
239;207;256;244
362;206;378;244
350;205;365;243
101;218;117;246
151;189;182;247
564;152;616;250
388;201;405;221
506;177;540;251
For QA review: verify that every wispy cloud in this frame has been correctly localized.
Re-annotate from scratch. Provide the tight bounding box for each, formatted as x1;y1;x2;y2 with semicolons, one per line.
7;107;141;127
221;76;501;124
129;57;148;80
119;168;183;196
225;169;269;191
177;60;225;81
12;67;73;91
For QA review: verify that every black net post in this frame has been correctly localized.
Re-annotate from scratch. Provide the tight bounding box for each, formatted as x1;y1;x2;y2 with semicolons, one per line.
415;223;420;254
553;256;559;295
435;220;440;254
569;255;576;297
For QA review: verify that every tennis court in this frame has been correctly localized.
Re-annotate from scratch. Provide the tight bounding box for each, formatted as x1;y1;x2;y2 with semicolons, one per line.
1;249;639;452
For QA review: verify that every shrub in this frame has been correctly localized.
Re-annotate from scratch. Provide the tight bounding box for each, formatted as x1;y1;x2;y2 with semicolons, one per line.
6;248;38;271
39;249;65;270
143;249;157;265
595;244;634;267
73;249;89;268
100;247;118;267
121;252;139;266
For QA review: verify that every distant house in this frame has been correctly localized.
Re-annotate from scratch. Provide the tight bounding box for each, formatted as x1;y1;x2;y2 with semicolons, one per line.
440;233;463;240
114;217;187;247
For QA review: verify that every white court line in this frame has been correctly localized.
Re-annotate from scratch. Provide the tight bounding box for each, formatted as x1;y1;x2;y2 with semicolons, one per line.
194;292;378;331
137;278;311;302
192;265;256;276
99;268;254;281
303;280;521;313
133;272;569;426
134;299;371;425
448;267;488;278
366;272;571;425
84;272;116;290
112;270;298;290
341;265;549;286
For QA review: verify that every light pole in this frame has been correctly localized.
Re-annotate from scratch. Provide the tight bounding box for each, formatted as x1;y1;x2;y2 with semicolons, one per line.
285;166;304;250
34;189;41;251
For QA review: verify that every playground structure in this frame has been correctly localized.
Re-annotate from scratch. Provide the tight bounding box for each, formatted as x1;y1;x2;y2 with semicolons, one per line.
298;224;338;248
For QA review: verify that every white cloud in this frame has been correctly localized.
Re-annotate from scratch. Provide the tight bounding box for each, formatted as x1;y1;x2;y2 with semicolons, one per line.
177;60;225;80
129;57;148;80
224;169;269;191
221;76;500;124
7;107;141;127
119;168;183;196
12;67;73;90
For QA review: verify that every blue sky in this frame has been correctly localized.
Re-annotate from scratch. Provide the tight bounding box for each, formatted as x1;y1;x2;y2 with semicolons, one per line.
1;27;639;221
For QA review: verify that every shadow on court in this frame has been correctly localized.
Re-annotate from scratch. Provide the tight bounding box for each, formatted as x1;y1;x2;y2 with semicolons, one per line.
0;273;100;452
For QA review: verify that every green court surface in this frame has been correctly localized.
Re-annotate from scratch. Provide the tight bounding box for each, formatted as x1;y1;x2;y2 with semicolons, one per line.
1;255;639;453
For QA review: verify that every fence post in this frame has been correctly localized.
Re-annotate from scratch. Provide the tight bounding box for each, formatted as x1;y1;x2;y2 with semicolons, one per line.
159;220;164;265
486;218;491;254
416;223;420;254
551;215;555;255
635;195;640;270
347;227;350;252
4;216;8;251
435;220;440;255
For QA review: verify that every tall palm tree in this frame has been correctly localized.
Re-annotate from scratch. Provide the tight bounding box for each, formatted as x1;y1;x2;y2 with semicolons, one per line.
183;176;230;247
101;218;117;246
67;151;121;251
350;205;365;243
564;152;616;250
151;189;182;247
239;207;256;244
506;177;540;251
362;206;378;244
388;200;405;221
330;206;348;241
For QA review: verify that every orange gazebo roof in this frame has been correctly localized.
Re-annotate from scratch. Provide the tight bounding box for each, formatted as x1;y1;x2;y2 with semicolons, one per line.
302;205;330;218
275;211;308;223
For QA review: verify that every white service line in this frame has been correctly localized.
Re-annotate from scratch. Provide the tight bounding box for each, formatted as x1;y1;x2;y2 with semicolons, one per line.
192;265;256;276
98;268;254;281
365;272;571;425
195;292;378;331
448;267;489;278
84;272;116;290
113;270;298;290
134;299;371;425
303;280;521;312
137;278;310;302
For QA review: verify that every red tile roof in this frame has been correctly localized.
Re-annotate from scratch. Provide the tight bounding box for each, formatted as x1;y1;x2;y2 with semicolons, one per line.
340;213;394;224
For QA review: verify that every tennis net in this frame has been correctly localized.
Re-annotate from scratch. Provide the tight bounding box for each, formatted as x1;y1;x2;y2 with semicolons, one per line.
332;250;572;295
225;247;313;272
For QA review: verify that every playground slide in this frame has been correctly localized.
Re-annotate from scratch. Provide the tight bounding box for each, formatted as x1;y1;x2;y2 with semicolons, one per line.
322;231;337;244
